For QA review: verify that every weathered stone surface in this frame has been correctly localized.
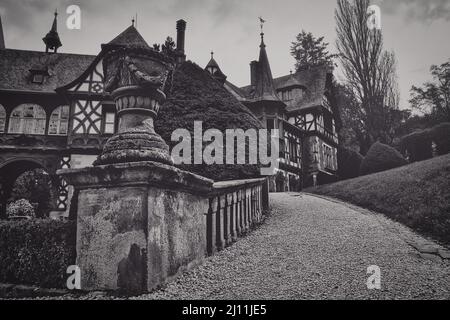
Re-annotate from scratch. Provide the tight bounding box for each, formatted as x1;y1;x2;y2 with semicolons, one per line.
146;188;208;289
59;162;213;293
76;186;147;292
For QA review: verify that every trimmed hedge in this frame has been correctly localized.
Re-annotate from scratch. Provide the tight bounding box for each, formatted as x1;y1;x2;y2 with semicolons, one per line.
337;147;364;180
400;130;433;162
430;122;450;156
360;142;407;176
156;61;264;181
0;219;76;288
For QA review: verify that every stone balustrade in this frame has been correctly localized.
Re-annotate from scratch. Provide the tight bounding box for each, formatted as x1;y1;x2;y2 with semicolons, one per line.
206;178;269;256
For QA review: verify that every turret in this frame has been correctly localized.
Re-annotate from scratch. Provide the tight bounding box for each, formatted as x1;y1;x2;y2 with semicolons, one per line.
42;10;62;53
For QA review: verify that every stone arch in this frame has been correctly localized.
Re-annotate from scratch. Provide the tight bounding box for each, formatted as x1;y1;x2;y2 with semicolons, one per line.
8;103;46;135
0;158;57;218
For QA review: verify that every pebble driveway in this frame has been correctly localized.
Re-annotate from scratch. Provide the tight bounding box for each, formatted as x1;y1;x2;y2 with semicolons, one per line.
49;193;450;300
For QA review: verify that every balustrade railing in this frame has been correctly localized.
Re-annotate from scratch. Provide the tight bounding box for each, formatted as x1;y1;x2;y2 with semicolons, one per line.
205;178;269;256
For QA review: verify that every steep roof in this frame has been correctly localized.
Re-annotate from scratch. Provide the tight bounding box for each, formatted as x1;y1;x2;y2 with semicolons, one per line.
247;33;281;102
238;65;331;113
0;49;95;92
42;11;62;52
107;25;150;49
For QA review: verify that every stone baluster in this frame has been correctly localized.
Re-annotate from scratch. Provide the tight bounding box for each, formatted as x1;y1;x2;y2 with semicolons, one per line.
216;195;226;250
231;191;238;242
236;189;242;236
244;188;250;232
224;193;231;246
206;196;218;256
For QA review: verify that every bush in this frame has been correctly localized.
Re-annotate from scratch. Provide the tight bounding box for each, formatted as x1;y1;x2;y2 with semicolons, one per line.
337;147;364;180
360;142;407;176
156;61;263;181
400;130;433;162
6;199;35;218
0;219;76;288
430;122;450;156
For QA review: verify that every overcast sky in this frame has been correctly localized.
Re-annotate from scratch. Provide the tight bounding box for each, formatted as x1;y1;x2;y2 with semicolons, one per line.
1;0;450;109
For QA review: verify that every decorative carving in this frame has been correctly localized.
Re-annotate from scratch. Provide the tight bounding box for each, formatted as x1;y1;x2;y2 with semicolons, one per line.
95;44;174;165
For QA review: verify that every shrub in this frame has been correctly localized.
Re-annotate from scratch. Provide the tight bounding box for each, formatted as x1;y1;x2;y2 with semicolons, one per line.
0;219;76;288
6;199;35;218
337;147;364;180
430;122;450;156
360;142;407;176
156;61;263;181
400;130;433;162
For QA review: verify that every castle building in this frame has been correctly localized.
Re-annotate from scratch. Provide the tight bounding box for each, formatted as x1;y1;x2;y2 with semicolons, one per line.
205;30;339;191
0;12;338;218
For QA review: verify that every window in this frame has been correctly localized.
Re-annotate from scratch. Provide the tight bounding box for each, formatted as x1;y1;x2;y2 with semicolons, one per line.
32;74;45;84
8;104;46;135
266;118;275;130
288;139;298;162
0;104;5;133
48;105;69;135
104;112;115;134
280;90;292;101
323;144;334;170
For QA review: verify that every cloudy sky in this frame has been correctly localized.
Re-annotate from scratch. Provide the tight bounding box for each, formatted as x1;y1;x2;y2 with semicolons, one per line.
1;0;450;108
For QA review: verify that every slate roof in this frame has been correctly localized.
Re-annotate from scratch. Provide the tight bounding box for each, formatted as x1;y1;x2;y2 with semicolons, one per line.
107;25;151;49
238;65;331;113
0;49;95;92
244;34;282;103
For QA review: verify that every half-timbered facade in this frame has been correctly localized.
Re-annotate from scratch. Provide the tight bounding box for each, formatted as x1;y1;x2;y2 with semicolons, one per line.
0;11;338;218
207;31;339;191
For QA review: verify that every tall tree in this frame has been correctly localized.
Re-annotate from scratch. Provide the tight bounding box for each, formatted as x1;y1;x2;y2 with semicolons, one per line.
290;30;337;71
335;0;400;154
410;60;450;121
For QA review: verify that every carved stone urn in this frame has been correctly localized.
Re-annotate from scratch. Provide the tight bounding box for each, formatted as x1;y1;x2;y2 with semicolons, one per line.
95;44;174;166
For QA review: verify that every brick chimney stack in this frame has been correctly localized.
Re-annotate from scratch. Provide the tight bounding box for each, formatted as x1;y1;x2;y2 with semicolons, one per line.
176;19;186;54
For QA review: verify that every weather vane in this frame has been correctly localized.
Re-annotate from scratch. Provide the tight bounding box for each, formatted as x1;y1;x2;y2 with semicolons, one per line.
259;16;266;32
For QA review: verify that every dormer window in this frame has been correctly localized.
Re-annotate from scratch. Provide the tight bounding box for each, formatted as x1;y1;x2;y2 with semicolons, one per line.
32;74;45;84
29;68;49;85
278;87;305;102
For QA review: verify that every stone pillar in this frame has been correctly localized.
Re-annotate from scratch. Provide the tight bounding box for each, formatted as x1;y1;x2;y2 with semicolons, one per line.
231;192;238;242
225;193;232;245
216;195;226;250
206;197;218;256
60;163;212;293
235;190;242;236
58;42;214;293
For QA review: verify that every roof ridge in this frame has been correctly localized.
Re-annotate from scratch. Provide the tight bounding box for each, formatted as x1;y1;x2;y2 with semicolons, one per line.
107;25;150;49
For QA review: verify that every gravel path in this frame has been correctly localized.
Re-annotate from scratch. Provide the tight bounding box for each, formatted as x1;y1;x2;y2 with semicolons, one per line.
46;192;450;300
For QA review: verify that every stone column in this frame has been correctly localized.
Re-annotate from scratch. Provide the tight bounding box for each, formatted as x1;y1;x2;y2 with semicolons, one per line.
58;43;214;293
206;197;218;256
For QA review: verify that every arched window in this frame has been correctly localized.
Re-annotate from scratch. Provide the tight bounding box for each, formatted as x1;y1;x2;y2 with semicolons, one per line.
0;104;6;133
8;104;46;135
48;105;69;135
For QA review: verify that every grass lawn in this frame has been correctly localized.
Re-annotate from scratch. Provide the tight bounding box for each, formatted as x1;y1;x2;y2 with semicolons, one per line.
308;154;450;247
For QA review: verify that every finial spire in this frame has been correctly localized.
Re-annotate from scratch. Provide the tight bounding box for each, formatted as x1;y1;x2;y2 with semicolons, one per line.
211;51;214;59
43;9;62;53
132;17;135;27
259;16;266;48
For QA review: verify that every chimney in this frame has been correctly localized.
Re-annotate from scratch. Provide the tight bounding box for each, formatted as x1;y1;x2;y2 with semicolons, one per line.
176;19;186;53
0;16;5;49
250;60;258;86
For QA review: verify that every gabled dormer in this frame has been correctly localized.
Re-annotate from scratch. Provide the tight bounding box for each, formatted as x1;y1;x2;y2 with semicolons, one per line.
205;51;227;84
